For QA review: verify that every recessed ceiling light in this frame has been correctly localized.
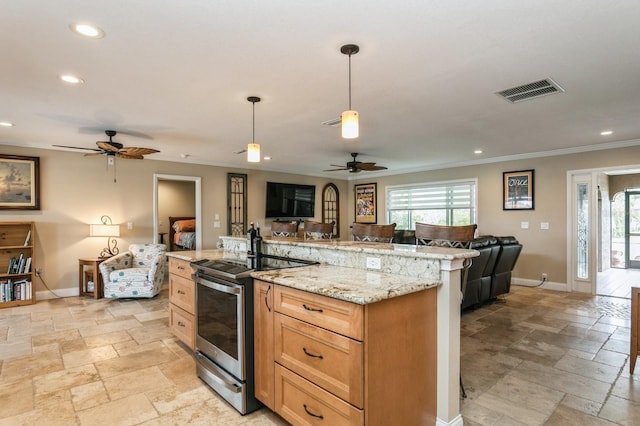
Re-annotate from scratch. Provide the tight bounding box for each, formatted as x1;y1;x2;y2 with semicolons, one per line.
600;130;613;136
474;149;483;154
0;122;14;127
60;74;84;84
264;156;272;160
69;23;104;39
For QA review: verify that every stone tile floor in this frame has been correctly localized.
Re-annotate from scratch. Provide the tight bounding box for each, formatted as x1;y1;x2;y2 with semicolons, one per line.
0;285;638;425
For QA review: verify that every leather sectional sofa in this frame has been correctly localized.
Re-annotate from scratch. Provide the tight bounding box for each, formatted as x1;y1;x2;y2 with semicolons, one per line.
393;230;522;310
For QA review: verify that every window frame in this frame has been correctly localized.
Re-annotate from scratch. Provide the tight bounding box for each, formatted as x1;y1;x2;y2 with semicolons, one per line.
385;178;478;229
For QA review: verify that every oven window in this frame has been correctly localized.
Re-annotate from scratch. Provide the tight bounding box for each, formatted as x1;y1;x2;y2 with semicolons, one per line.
197;282;240;360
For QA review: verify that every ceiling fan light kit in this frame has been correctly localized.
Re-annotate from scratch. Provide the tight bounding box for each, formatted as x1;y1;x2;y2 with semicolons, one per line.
340;44;359;139
247;96;261;163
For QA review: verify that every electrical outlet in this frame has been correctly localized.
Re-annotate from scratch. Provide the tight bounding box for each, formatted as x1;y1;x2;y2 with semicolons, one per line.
542;273;547;281
36;267;41;277
366;257;381;270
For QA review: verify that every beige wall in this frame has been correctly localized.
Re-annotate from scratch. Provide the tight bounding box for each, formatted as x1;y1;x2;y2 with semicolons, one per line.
0;146;348;296
352;145;640;284
2;143;639;297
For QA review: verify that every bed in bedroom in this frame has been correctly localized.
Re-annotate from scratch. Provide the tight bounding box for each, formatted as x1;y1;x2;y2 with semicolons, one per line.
169;216;196;251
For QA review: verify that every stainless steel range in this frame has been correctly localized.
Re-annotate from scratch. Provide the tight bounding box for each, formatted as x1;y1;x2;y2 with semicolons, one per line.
191;255;316;415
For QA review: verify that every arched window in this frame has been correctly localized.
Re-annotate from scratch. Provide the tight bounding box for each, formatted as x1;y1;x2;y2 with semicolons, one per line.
322;183;339;237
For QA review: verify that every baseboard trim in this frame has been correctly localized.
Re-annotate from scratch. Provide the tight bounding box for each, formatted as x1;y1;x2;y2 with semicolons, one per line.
436;414;464;426
36;287;78;300
512;277;567;292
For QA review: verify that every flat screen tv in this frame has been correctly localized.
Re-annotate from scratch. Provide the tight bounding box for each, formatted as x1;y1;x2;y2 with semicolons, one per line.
265;182;316;218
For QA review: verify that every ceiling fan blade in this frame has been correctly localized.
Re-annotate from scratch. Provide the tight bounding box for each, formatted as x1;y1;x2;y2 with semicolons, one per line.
96;141;121;152
83;152;104;157
356;162;378;169
119;147;159;156
116;153;144;160
53;144;101;152
323;167;349;172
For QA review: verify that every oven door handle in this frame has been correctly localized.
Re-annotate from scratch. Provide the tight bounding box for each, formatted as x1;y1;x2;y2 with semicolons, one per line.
194;353;242;394
198;278;242;295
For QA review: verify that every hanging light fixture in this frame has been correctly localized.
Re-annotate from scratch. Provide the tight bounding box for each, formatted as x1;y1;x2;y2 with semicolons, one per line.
247;96;261;163
341;44;360;139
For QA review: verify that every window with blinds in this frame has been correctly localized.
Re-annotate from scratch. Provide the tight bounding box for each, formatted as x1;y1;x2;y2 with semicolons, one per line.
386;179;477;229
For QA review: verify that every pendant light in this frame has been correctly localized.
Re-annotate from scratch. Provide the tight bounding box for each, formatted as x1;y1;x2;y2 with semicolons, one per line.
247;96;261;163
341;44;360;139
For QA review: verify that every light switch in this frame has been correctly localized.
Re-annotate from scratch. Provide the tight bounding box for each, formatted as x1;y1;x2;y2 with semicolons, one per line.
521;222;529;229
540;222;549;230
213;221;221;228
127;222;133;230
214;213;220;221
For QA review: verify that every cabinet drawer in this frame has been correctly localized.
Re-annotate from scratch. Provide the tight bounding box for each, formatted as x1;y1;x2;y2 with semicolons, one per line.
275;364;363;426
274;286;363;340
275;313;363;408
169;257;192;280
169;274;195;313
170;304;195;349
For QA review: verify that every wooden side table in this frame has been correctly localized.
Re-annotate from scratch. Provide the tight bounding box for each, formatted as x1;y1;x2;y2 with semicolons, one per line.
632;286;639;374
79;258;105;299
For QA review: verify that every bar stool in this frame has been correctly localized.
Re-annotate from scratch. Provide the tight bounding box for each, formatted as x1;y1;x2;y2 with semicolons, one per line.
351;223;396;243
270;221;298;237
303;220;335;240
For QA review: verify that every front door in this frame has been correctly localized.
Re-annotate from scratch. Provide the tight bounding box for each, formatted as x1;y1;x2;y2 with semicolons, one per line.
626;191;640;269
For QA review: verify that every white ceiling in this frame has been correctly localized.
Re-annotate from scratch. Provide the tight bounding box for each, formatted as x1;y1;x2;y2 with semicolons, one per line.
2;1;640;178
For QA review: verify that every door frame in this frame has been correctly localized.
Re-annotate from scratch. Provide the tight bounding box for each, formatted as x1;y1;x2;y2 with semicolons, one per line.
153;174;202;250
567;164;640;294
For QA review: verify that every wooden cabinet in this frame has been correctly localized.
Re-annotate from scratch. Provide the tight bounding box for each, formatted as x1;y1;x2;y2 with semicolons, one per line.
168;257;196;349
254;280;275;409
254;279;438;426
631;286;639;374
0;222;35;308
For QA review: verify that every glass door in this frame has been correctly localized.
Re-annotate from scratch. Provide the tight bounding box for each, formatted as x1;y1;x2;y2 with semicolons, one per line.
626;191;640;269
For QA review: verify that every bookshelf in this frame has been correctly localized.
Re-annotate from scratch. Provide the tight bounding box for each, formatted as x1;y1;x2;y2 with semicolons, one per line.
0;222;35;308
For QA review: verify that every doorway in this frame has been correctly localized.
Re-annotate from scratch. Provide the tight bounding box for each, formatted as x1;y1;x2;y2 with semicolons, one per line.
153;174;202;250
567;167;640;298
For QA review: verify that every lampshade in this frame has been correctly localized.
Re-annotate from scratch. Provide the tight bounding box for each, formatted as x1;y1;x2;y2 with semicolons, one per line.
340;44;360;140
341;110;359;139
89;223;120;237
247;143;260;163
247;96;261;163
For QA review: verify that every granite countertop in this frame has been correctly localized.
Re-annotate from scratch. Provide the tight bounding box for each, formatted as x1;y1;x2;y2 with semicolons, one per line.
166;249;229;262
251;264;439;305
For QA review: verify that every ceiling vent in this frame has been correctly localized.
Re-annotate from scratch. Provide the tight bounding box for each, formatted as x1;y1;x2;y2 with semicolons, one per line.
496;78;565;103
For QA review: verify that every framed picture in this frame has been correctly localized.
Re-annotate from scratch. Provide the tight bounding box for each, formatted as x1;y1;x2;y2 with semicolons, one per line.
355;182;377;223
0;155;40;210
503;169;534;210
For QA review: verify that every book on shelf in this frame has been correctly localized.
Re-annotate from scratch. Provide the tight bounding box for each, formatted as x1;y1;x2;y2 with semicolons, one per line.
24;257;31;273
24;229;31;246
0;279;31;302
7;257;16;274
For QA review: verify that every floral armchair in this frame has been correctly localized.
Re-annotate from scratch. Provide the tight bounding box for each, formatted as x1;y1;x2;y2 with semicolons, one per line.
99;243;167;298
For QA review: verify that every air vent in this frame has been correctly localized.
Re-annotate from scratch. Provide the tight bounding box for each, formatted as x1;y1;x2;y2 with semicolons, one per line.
496;78;565;103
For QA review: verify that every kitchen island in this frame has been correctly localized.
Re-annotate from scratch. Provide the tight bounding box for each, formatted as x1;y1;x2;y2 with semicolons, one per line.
167;236;476;426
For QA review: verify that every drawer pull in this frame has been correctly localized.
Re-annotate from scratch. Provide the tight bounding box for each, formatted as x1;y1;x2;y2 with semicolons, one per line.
177;290;186;295
177;321;185;327
265;285;271;312
303;404;324;420
177;266;186;270
302;347;323;359
302;304;323;313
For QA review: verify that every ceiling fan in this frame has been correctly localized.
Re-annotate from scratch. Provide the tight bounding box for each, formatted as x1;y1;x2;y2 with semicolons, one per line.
324;152;388;173
53;130;160;159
